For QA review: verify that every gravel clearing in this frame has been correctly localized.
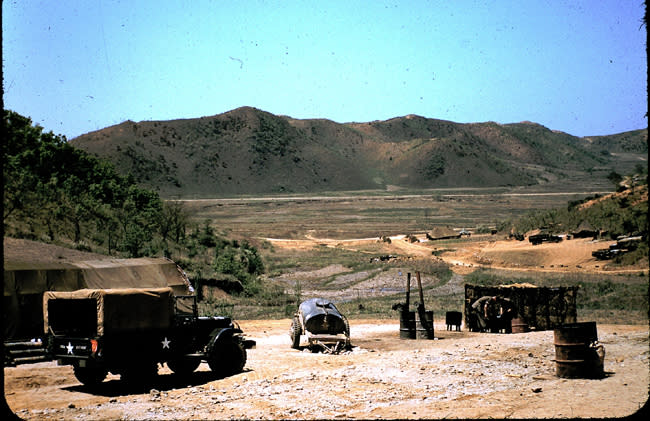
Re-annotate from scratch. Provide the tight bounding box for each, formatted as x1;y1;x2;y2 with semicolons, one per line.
5;319;648;419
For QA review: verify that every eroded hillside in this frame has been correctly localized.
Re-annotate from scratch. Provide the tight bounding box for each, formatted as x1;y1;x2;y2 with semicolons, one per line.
70;107;647;197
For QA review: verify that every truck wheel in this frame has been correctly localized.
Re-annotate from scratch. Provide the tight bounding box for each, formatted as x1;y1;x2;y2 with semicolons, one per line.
290;318;302;349
208;340;246;377
167;358;200;376
73;365;107;387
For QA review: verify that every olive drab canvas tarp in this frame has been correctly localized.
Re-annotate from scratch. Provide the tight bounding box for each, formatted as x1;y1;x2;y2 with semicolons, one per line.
427;226;460;240
73;258;190;295
43;287;175;336
4;246;192;340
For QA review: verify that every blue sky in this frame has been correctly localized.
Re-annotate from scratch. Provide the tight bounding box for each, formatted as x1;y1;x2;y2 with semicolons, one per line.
3;0;647;139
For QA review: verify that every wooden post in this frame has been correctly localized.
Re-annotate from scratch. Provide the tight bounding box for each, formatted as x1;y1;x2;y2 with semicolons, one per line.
405;272;411;311
416;271;424;306
415;271;434;339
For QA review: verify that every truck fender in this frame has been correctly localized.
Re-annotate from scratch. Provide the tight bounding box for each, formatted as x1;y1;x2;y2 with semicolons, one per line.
206;327;242;353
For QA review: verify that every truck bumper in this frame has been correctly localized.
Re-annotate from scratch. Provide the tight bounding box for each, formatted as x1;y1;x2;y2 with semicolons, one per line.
242;339;256;349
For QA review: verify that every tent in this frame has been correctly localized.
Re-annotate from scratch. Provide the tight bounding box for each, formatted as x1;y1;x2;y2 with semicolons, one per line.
4;252;192;340
572;221;598;238
426;227;461;241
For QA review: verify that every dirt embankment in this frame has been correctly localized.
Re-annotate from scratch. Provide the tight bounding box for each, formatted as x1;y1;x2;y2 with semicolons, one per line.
4;320;648;419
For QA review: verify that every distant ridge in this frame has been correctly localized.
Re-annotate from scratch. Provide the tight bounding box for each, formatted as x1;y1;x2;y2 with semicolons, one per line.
70;107;648;197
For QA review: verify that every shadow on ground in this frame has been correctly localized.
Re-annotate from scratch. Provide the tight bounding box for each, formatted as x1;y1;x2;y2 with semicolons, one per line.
62;369;253;397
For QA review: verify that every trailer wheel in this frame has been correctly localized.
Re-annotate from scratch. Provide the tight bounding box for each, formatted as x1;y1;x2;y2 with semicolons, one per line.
208;340;246;377
290;317;302;349
167;358;201;376
73;364;107;387
342;315;351;347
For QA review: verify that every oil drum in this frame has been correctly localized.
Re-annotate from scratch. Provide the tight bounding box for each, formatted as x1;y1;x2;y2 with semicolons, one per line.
415;309;434;339
399;310;416;339
554;322;605;378
511;317;529;333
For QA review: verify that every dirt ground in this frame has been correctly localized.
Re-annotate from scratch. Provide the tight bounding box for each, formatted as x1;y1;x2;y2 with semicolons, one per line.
4;319;648;420
266;233;647;276
3;236;649;419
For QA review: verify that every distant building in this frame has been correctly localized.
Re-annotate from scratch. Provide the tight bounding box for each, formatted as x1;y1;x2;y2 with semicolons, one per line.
572;221;598;238
426;227;461;241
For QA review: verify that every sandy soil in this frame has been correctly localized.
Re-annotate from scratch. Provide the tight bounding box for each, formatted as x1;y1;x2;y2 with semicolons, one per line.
4;319;648;420
265;233;647;276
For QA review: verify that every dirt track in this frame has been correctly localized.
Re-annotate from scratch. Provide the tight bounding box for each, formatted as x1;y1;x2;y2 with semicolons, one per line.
4;319;648;419
266;233;647;276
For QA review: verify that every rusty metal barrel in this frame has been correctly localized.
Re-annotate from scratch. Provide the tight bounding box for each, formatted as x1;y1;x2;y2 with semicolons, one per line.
554;322;605;378
511;317;529;333
399;310;416;339
415;309;434;339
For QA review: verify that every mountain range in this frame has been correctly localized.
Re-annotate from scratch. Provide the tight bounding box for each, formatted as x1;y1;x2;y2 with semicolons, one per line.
70;107;647;197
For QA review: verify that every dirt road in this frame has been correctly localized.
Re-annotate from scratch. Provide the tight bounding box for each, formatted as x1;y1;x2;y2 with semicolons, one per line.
5;319;648;419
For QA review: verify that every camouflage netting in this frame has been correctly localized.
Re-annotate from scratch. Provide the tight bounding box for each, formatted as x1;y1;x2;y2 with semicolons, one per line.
464;283;578;331
4;258;192;340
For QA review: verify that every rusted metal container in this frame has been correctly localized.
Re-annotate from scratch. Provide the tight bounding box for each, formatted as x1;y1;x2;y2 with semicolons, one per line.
399;310;416;339
554;322;605;378
511;317;529;333
415;309;434;339
446;311;462;331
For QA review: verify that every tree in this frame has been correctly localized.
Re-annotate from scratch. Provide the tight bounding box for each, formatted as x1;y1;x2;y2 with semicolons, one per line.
607;171;623;188
3;110;165;257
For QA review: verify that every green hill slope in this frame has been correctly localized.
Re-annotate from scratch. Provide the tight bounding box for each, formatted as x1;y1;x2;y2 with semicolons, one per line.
70;107;647;197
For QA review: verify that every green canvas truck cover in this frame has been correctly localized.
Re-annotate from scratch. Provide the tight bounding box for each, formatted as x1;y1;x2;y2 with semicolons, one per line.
43;287;174;336
4;237;192;339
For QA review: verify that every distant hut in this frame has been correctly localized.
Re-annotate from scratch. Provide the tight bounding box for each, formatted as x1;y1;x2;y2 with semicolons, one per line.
572;221;598;239
426;227;461;241
465;283;578;332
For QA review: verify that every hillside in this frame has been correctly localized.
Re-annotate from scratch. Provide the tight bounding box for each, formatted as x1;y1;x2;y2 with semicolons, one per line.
70;107;647;197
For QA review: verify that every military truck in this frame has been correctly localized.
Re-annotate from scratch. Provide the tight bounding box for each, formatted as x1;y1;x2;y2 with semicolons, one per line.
529;233;563;245
44;287;255;386
289;298;350;354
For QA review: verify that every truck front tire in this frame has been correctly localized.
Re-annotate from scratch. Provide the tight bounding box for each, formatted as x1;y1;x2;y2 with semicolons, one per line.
208;340;246;377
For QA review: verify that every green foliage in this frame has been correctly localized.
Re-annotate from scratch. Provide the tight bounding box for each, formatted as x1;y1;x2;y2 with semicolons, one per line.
3;110;164;257
251;114;295;158
499;179;647;251
210;236;265;292
607;171;623;187
423;154;446;178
